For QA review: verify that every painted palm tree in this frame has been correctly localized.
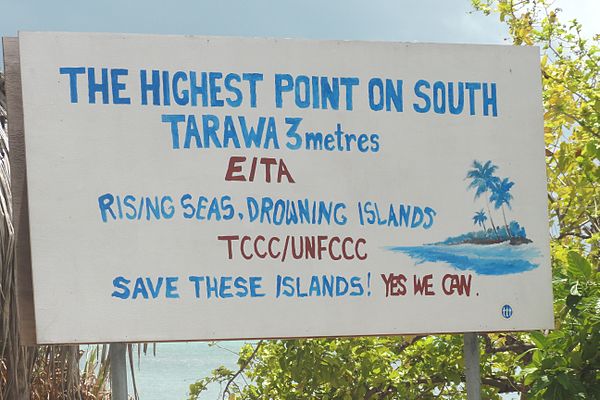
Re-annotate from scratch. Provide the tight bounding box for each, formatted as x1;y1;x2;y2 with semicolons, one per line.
490;177;515;239
472;209;488;231
466;160;500;239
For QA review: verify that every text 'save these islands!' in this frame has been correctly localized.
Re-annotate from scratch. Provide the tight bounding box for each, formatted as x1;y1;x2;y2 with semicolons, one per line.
13;32;552;344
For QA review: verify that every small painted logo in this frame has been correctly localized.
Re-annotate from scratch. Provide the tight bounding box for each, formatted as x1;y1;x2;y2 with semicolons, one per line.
502;304;513;319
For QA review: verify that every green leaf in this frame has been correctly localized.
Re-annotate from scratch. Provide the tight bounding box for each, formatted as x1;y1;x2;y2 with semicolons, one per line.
556;374;573;390
530;331;548;348
567;251;592;279
543;381;568;400
523;368;538;386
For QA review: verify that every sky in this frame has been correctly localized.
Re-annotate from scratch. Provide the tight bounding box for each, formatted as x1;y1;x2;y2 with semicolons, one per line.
555;0;600;38
2;0;598;71
1;0;509;44
1;0;508;72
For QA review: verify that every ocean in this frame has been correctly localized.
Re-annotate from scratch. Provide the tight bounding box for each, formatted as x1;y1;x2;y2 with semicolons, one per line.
107;341;245;400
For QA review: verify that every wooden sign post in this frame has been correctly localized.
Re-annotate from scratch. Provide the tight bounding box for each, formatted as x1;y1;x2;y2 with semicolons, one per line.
464;333;482;399
109;343;128;400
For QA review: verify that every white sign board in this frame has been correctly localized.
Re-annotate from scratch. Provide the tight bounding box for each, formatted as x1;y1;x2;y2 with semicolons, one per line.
17;32;552;344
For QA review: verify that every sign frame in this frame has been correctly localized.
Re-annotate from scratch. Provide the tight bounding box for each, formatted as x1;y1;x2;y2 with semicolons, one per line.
4;33;553;345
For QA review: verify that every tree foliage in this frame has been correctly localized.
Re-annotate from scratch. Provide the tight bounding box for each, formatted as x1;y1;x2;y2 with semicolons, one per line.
191;1;599;399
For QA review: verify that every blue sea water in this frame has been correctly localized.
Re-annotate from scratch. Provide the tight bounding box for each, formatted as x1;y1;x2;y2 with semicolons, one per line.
388;243;541;275
83;341;245;400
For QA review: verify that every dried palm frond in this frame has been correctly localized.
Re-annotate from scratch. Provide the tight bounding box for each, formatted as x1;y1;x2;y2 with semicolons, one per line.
0;71;90;400
1;67;146;400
